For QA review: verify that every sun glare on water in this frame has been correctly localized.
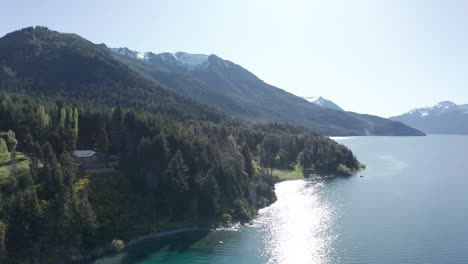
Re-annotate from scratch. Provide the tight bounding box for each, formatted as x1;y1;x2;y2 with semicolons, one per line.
252;180;337;264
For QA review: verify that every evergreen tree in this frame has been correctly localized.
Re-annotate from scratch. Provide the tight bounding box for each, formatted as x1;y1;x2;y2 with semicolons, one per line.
0;138;9;164
59;108;67;129
195;168;220;215
165;150;190;216
96;127;109;152
110;106;123;153
0;220;6;260
42;142;57;167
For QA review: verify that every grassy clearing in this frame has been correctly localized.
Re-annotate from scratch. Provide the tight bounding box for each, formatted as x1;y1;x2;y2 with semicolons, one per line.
271;165;305;181
0;153;31;185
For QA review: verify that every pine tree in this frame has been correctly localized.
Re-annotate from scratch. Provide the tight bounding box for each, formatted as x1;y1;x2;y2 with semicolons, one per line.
167;150;190;194
195;168;220;215
110;106;123;153
242;146;254;177
42;142;57;166
164;150;190;216
32;141;43;169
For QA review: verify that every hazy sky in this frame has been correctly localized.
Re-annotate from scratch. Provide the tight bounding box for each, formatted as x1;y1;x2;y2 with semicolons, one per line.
2;0;468;117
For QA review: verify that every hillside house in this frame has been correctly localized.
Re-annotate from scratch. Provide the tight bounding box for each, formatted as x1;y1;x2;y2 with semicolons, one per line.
73;150;119;176
73;150;97;164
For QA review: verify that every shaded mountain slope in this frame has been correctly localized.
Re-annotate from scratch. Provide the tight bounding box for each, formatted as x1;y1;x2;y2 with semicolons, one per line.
0;27;225;122
110;48;424;136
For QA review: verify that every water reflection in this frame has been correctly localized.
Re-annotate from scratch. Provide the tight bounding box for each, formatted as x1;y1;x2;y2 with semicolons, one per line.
92;179;336;264
252;180;336;264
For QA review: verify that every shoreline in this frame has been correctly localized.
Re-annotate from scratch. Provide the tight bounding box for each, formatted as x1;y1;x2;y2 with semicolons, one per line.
82;227;213;263
125;227;212;247
88;173;344;263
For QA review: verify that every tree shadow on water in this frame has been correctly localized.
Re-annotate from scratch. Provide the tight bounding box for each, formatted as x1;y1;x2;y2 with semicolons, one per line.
121;230;211;263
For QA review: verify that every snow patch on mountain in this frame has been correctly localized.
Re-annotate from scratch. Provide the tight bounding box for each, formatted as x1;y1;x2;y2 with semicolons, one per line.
433;101;459;112
172;52;208;70
110;47;223;72
401;101;468;118
391;101;468;135
111;47;147;60
302;96;344;111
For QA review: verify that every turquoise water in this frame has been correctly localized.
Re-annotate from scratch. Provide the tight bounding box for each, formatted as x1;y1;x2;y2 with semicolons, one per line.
93;135;468;264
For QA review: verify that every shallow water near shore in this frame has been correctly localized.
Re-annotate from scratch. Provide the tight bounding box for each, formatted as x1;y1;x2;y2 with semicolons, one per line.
93;135;468;264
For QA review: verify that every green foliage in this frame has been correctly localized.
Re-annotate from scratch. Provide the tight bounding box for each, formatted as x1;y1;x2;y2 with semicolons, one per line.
0;27;225;124
195;169;221;216
166;150;190;194
36;106;50;128
222;214;232;224
59;108;67;128
271;165;305;181
0;152;30;185
337;164;354;176
96;127;109;152
0;220;6;259
0;91;362;263
0;138;9;164
0;130;17;152
110;239;125;252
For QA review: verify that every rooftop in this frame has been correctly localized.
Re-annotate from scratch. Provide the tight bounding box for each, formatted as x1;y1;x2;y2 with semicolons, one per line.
73;150;96;158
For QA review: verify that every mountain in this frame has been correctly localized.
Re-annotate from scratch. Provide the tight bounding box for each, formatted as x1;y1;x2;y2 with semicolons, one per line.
303;96;344;111
108;47;424;136
0;27;424;136
0;26;225;122
390;101;468;134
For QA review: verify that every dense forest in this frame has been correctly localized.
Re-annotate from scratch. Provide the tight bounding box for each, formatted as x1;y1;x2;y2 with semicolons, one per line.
0;93;362;263
0;26;366;264
0;26;225;123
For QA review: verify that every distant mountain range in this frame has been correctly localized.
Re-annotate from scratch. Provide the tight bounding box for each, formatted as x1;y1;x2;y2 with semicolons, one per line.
0;27;424;136
302;96;343;111
107;46;423;136
390;101;468;134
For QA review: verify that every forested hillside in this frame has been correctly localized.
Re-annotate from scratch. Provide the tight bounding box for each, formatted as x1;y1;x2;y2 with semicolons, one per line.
0;26;224;122
0;93;362;263
0;27;424;136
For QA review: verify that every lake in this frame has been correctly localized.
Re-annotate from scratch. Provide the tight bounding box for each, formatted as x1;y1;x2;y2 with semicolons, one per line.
93;135;468;264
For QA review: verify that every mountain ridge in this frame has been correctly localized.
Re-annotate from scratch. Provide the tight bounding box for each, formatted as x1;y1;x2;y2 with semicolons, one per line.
390;101;468;134
108;46;424;136
303;96;344;111
0;26;225;122
0;27;425;136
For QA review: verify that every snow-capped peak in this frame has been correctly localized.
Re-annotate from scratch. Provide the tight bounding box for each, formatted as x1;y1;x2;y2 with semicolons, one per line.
302;96;344;111
304;96;324;104
434;101;458;112
171;52;209;70
111;47;218;72
404;101;465;119
111;47;146;60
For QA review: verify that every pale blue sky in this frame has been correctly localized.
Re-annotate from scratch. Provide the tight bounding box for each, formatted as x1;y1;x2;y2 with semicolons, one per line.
2;0;467;117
